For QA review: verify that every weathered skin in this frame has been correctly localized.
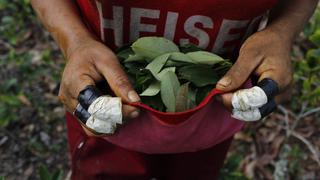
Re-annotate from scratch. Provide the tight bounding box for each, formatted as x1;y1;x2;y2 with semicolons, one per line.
216;0;319;109
31;0;141;136
31;0;319;136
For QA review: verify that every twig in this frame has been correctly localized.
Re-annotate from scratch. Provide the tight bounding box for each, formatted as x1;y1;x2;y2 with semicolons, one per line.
298;102;308;118
277;105;291;137
292;101;308;130
291;131;320;167
300;107;320;119
278;105;320;167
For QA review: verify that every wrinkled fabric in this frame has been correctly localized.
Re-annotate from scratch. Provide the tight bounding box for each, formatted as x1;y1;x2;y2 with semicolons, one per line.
104;89;245;154
66;113;233;180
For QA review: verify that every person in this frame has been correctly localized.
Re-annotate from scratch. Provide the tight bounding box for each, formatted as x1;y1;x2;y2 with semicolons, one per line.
31;0;318;179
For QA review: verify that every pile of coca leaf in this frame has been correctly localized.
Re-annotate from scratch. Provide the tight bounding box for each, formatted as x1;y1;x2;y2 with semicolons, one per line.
116;37;232;112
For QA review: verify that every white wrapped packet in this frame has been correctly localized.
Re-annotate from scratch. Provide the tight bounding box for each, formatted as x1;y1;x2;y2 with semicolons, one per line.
231;86;268;121
86;96;122;134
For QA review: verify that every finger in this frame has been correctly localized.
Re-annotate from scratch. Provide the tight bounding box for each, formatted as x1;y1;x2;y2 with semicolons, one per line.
96;55;140;103
215;93;233;111
78;85;102;110
74;104;91;124
72;104;100;137
232;108;261;122
81;124;98;137
68;73;96;100
259;72;291;93
84;96;140;134
259;99;277;118
122;104;140;120
257;78;279;100
216;49;263;92
275;83;293;104
231;86;268;111
255;56;292;92
78;90;140;122
232;99;277;122
59;74;96;113
58;91;79;113
219;78;278;112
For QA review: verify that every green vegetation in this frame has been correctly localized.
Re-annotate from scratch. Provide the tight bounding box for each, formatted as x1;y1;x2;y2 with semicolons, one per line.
117;37;231;112
38;165;64;180
294;9;320;106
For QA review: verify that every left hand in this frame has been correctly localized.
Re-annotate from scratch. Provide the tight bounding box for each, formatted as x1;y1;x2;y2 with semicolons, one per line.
216;28;293;112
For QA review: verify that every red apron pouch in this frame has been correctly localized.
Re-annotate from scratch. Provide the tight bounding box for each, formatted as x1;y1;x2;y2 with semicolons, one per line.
104;80;251;154
130;89;223;125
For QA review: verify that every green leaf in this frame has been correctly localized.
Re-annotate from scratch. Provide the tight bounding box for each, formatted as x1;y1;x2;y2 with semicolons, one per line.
124;54;145;63
214;60;233;76
196;85;213;104
156;67;176;80
135;69;154;92
146;53;170;76
124;62;145;75
169;52;195;63
141;95;164;111
180;44;203;53
186;51;224;65
39;165;52;180
175;82;190;112
309;29;320;47
160;71;180;112
187;86;197;109
0;95;20;106
116;45;133;61
131;37;180;59
140;81;161;96
165;60;189;67
178;65;219;87
51;170;64;180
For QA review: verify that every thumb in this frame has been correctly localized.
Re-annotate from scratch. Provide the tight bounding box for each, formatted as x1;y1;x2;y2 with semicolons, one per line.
216;50;263;92
97;55;140;103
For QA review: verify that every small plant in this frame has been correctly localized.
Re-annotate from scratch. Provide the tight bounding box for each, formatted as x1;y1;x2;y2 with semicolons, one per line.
219;154;248;180
294;9;320;107
38;165;63;180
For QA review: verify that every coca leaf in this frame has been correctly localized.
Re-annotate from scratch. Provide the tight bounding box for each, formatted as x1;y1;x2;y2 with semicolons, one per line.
132;37;180;59
178;65;219;87
160;71;180;112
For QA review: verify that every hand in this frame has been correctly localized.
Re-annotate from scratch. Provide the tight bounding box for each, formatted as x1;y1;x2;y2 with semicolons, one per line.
216;29;293;112
58;38;140;136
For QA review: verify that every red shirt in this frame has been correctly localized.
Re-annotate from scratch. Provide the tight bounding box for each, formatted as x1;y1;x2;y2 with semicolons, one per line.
74;0;278;153
77;0;277;56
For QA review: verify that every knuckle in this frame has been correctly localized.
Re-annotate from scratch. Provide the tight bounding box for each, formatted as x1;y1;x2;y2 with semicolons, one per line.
58;92;66;104
114;75;131;89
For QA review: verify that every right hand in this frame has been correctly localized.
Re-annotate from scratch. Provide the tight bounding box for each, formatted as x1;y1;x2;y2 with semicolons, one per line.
58;38;141;136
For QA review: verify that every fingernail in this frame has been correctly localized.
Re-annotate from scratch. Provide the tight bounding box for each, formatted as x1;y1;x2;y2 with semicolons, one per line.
130;111;140;119
218;76;231;87
128;91;140;102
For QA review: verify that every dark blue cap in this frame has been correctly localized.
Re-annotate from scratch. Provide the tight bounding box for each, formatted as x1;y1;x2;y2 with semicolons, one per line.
78;85;102;110
259;99;277;118
74;104;91;124
257;78;279;100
